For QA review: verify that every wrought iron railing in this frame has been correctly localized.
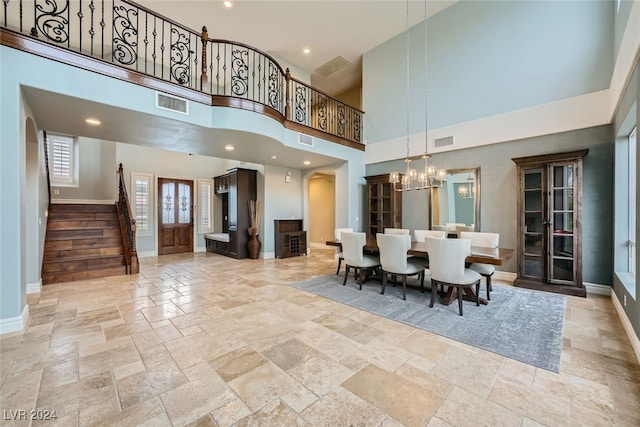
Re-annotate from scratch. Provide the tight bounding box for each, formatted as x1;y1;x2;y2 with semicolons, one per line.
116;163;138;274
1;0;363;145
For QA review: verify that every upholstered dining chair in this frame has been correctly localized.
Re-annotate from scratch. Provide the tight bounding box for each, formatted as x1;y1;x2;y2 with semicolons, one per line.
413;229;446;242
377;233;426;300
425;237;482;316
334;227;353;275
384;228;410;235
459;231;500;300
340;232;380;290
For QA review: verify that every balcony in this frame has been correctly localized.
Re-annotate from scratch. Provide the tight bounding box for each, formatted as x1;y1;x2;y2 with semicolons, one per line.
1;0;364;150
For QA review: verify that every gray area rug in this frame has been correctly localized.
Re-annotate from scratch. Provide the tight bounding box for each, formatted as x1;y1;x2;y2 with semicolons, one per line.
291;274;566;372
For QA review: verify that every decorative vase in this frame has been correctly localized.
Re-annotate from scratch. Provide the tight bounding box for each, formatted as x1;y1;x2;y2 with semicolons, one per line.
247;231;261;259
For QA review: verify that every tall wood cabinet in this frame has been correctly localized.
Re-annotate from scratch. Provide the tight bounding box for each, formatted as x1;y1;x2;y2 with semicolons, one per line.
365;174;402;240
207;168;257;259
512;150;588;296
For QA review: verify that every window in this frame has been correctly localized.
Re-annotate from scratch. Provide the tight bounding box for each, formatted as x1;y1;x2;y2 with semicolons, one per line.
47;134;78;186
132;173;153;236
629;127;636;277
198;178;214;233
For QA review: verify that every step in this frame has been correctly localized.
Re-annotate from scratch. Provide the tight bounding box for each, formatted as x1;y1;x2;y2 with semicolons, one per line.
48;211;118;221
42;255;127;274
46;219;121;231
44;236;124;251
43;246;125;262
49;204;117;213
42;265;128;285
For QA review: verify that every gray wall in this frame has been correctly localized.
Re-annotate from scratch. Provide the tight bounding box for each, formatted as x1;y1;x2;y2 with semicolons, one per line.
367;124;613;285
363;0;613;144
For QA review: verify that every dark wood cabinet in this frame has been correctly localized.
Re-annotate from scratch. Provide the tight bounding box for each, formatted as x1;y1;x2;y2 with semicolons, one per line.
274;219;307;258
365;174;402;240
206;168;257;259
512;150;588;296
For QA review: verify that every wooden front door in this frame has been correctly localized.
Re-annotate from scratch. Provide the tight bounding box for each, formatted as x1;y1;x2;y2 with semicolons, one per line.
158;178;193;255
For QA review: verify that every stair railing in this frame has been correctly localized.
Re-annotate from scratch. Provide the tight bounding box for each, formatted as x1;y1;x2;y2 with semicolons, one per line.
116;163;139;274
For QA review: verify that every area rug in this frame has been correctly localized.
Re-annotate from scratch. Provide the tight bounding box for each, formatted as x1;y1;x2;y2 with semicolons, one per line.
290;274;566;372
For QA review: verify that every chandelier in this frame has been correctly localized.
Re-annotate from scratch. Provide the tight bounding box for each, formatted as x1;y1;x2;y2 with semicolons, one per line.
458;172;476;199
390;0;446;192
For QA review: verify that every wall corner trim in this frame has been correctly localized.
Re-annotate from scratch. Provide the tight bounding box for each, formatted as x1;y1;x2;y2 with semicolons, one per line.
27;279;42;294
611;292;640;365
0;305;29;335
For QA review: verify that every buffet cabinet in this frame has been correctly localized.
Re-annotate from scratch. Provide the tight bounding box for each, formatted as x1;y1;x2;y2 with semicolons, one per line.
274;219;307;258
365;174;402;240
512;150;588;296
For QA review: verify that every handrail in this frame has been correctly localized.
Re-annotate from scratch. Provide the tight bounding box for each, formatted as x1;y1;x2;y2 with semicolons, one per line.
116;163;139;274
43;130;51;204
1;0;364;146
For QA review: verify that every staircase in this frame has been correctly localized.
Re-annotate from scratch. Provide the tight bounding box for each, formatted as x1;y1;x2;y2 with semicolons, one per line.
42;204;128;284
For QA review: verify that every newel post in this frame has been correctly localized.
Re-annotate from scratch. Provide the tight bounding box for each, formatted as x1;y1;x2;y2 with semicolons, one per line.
200;26;209;90
285;68;291;120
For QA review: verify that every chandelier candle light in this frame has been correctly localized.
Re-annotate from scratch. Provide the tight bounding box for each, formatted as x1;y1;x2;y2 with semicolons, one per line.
390;0;446;192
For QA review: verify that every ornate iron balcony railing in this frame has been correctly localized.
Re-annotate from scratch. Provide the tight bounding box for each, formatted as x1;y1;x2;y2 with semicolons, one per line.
1;0;363;147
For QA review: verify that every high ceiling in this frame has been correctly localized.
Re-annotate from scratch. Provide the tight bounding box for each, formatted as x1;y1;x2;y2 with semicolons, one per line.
140;0;457;96
24;1;459;170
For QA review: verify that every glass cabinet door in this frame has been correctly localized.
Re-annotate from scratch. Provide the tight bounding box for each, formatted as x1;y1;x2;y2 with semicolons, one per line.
549;163;576;284
523;168;544;280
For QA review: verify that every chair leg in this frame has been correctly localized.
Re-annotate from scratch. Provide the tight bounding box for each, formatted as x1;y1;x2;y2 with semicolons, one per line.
358;268;364;290
381;271;387;295
343;266;349;286
457;286;464;316
336;257;342;275
420;271;425;293
486;274;492;300
429;280;437;307
402;275;407;300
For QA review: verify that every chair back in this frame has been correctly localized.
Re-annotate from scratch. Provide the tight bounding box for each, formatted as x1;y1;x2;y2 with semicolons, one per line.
414;229;446;242
376;233;411;273
384;228;410;235
340;232;367;265
334;227;353;241
459;231;499;248
425;237;471;283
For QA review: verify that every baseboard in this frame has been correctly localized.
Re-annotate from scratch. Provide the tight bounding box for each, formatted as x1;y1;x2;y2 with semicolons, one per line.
493;271;516;283
194;247;206;253
51;198;116;204
309;242;329;249
26;279;42;294
584;282;612;296
0;305;29;335
137;250;156;258
611;292;640;364
262;251;275;260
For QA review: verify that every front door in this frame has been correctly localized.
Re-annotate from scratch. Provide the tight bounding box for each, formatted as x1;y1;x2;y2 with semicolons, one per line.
158;178;193;255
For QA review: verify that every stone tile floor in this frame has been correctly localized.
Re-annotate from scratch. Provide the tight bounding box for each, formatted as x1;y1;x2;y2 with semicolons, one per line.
1;248;639;426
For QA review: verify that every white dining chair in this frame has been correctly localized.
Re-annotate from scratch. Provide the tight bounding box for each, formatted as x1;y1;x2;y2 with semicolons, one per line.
425;237;482;316
384;228;410;235
340;232;380;290
377;233;426;300
334;227;353;275
413;229;446;242
459;231;500;300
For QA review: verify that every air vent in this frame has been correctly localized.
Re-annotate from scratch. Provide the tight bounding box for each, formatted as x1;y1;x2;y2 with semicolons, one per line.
314;55;351;77
298;133;314;147
156;92;188;114
434;136;454;147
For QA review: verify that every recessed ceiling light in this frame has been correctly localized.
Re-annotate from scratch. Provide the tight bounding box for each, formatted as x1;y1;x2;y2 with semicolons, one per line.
303;160;311;166
303;48;311;54
224;1;232;8
224;144;234;151
270;155;277;160
85;118;101;126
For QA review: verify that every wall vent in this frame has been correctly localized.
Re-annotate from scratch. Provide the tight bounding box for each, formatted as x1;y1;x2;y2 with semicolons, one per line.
298;133;314;147
156;92;189;114
434;136;454;147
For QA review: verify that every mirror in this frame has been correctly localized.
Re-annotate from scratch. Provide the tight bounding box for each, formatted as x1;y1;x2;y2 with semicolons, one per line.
430;167;480;232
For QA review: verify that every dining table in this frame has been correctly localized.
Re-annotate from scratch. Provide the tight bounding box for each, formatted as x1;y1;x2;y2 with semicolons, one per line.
325;237;515;306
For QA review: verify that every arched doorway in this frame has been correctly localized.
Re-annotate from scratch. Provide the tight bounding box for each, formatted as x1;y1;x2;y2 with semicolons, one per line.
307;172;335;247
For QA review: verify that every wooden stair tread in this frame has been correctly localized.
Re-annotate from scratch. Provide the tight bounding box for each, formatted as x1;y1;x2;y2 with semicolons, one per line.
42;255;127;274
42;266;128;285
49;204;116;213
